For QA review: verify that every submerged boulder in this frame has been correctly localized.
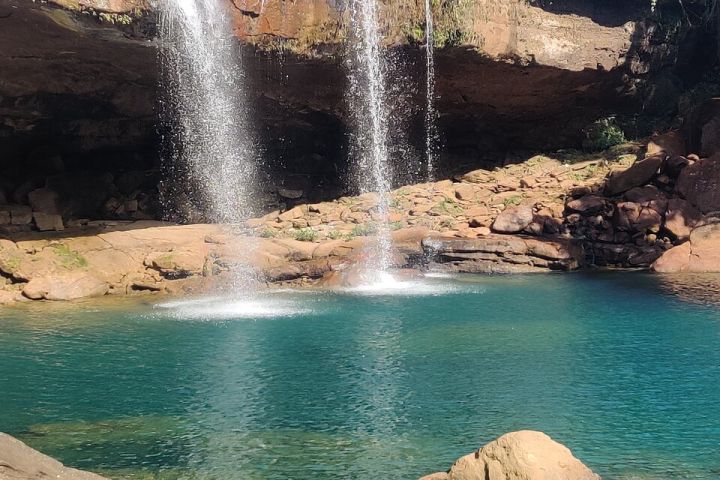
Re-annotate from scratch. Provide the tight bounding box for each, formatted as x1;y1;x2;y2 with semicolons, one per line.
419;430;600;480
0;432;107;479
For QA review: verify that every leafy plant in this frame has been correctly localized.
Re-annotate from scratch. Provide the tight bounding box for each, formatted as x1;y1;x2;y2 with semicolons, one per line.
351;223;378;237
293;228;317;242
582;117;626;152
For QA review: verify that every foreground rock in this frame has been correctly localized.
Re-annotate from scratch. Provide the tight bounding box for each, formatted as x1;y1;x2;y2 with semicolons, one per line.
420;430;599;480
0;432;107;479
653;222;720;273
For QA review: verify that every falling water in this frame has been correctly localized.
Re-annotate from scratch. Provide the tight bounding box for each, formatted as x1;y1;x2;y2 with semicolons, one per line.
158;0;259;291
424;0;438;180
158;0;257;224
346;0;394;275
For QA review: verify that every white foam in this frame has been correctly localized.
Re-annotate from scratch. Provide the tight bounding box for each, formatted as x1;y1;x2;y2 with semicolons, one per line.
154;295;310;321
340;271;473;297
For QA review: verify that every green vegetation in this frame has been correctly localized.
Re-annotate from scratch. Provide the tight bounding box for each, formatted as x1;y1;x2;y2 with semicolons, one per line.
389;221;405;231
1;256;21;274
433;199;464;217
258;229;277;238
351;223;378;237
502;195;523;207
50;244;88;269
327;230;344;240
582;117;626;152
293;228;318;242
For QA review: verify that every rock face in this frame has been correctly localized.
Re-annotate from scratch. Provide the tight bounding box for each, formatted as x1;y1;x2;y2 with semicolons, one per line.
653;222;720;273
0;432;107;479
420;430;600;480
675;154;720;214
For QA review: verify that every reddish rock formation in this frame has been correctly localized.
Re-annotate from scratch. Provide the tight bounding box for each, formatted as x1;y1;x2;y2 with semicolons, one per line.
676;154;720;214
653;222;720;273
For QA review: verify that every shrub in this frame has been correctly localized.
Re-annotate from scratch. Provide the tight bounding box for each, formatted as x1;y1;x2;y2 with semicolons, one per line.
582;117;626;152
293;228;317;242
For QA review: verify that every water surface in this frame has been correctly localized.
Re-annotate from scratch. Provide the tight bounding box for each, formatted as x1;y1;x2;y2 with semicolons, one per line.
1;273;719;479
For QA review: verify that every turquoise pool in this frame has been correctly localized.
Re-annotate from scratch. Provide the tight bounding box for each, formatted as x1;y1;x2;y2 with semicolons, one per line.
1;272;719;479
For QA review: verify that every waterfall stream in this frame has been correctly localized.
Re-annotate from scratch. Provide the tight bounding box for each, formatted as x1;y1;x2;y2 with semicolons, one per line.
424;0;438;180
346;0;394;276
159;0;259;291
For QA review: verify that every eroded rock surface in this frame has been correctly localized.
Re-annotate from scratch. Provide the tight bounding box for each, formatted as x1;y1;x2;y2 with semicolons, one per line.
0;432;107;480
419;430;600;480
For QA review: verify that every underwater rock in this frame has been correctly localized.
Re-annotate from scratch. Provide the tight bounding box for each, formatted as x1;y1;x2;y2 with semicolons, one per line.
0;432;108;479
419;430;600;480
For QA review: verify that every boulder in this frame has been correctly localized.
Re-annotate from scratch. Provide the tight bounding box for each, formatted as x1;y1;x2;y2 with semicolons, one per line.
565;195;606;215
605;155;663;196
675;154;720;214
653;222;720;273
23;272;109;301
664;198;701;240
646;130;686;157
0;432;107;479
492;204;534;233
27;188;61;215
419;430;600;480
614;201;662;233
33;212;64;232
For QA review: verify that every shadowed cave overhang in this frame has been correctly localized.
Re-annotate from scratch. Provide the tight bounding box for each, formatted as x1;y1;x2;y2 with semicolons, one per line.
0;0;717;185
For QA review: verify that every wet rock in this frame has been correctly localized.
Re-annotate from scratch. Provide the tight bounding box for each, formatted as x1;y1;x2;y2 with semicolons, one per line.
605;155;664;196
419;430;599;480
492;204;534;233
664;198;701;240
279;188;303;199
0;432;107;479
675;154;720;214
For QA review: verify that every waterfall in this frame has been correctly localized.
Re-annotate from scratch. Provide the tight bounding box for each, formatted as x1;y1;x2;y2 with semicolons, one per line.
424;0;438;180
158;0;259;292
346;0;394;275
158;0;257;225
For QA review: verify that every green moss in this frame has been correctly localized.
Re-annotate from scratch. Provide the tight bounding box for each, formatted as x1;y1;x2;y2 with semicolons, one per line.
1;256;21;274
293;228;318;242
50;244;88;269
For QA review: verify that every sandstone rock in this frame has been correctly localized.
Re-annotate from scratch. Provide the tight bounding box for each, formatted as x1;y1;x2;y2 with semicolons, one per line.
605;155;663;196
653;222;720;273
615;201;662;233
675;154;720;213
664;198;701;240
23;272;109;301
278;206;305;221
33;212;64;232
0;432;107;479
565;195;606;215
454;184;475;201
3;205;33;225
419;430;599;480
492;204;534;233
